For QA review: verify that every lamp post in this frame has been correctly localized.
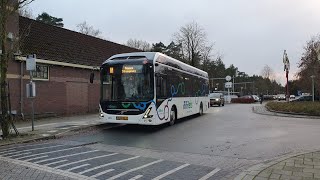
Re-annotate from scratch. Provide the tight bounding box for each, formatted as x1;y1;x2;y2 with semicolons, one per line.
311;75;315;102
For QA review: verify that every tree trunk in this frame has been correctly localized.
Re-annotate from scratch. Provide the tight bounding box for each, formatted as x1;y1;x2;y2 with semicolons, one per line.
0;1;10;138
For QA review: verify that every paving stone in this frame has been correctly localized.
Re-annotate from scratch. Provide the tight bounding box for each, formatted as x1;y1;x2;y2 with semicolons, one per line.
254;176;268;180
272;169;293;176
303;168;320;174
283;166;303;172
295;163;313;168
257;171;271;178
292;172;313;178
243;174;255;180
279;174;303;180
270;173;281;179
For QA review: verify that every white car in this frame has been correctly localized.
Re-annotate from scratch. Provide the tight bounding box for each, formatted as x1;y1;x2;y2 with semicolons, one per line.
252;95;260;102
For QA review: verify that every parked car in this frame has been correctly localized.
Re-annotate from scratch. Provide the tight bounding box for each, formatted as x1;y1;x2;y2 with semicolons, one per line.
209;93;225;106
252;95;260;102
277;94;286;101
289;95;295;99
291;95;312;102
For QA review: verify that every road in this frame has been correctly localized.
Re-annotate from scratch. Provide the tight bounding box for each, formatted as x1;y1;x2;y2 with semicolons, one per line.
2;103;320;179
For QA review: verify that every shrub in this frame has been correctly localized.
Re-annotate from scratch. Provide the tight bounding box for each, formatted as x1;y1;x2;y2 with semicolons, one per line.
266;101;320;116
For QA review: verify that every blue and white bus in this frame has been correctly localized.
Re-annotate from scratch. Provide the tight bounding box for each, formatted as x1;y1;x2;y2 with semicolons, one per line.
96;52;209;125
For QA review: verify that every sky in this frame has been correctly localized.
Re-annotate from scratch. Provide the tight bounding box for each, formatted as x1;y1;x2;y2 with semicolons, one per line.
28;0;320;85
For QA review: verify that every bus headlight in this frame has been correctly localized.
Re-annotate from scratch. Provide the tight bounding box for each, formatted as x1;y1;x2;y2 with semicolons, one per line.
143;107;153;119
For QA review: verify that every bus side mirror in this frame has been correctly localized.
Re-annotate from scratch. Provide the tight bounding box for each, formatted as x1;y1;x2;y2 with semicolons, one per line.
90;72;94;83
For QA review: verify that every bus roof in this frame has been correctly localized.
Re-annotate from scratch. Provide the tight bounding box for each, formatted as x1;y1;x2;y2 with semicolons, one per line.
103;52;208;79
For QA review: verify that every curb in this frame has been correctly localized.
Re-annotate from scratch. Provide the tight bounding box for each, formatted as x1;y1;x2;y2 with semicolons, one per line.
234;150;317;180
252;106;320;119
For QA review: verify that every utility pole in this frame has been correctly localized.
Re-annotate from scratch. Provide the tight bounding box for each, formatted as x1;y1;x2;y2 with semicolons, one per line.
311;75;315;102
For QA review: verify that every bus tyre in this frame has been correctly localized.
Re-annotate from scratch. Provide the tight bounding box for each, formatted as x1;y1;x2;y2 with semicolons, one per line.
169;107;176;126
199;103;203;116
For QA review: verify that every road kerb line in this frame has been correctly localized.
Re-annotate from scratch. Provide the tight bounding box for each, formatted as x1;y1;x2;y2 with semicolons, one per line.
90;169;114;178
152;163;190;180
198;168;221;180
66;163;90;171
34;150;99;164
54;153;118;169
108;159;164;180
78;156;140;175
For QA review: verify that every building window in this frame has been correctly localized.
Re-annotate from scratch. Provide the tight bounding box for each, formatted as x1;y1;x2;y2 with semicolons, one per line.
31;64;49;80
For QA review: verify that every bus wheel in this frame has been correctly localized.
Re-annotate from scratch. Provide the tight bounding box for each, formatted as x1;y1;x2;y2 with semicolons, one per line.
169;107;176;126
199;103;203;116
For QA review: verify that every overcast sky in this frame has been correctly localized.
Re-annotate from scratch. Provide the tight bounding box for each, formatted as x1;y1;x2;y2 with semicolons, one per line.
28;0;320;85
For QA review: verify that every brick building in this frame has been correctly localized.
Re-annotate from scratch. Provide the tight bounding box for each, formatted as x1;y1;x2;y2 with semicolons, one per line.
6;16;138;118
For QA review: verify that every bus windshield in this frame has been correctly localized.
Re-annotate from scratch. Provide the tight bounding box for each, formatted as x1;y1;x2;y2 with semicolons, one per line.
101;64;154;102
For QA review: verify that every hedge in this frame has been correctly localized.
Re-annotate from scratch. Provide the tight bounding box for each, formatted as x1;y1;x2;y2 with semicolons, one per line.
266;101;320;116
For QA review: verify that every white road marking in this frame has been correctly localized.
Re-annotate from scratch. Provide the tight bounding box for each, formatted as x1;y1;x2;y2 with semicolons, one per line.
108;159;164;180
0;149;16;155
0;142;54;153
129;175;143;180
78;156;140;175
25;155;48;162
2;144;66;156
152;163;190;180
16;146;82;160
198;168;221;180
66;163;90;171
90;169;114;178
43;159;68;166
0;156;95;180
54;153;118;169
34;150;99;164
7;152;31;158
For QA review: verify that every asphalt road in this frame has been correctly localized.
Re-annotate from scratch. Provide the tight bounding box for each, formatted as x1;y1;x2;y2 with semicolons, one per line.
3;103;320;179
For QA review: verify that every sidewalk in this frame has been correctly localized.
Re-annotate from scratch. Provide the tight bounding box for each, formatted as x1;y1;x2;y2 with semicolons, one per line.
234;105;320;179
0;113;118;146
235;150;320;180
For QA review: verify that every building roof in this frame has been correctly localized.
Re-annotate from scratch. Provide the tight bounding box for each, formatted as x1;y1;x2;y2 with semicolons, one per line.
19;16;140;67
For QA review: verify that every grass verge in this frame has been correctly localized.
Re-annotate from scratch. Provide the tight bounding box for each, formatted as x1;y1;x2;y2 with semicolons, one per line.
266;101;320;116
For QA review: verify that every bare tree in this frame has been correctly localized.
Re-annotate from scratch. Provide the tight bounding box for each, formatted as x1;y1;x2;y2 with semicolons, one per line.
126;39;151;51
261;65;274;80
76;21;102;38
1;0;34;138
173;21;210;67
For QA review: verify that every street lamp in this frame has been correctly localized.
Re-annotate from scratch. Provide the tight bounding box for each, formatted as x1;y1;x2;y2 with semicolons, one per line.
311;75;315;102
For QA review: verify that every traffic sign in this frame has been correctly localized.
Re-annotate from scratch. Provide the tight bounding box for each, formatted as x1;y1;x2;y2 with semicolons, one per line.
226;75;231;81
225;82;232;88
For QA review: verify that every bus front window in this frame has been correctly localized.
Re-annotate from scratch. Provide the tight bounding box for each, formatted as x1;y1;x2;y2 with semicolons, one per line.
101;64;154;102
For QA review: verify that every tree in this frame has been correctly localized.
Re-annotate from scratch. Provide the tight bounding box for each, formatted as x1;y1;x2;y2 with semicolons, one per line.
261;65;274;80
76;21;102;38
297;35;320;94
173;21;213;67
1;0;34;138
126;39;151;51
151;42;166;53
36;12;64;27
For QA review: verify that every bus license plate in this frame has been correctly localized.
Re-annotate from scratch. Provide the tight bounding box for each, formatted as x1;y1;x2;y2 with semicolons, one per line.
116;116;128;120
